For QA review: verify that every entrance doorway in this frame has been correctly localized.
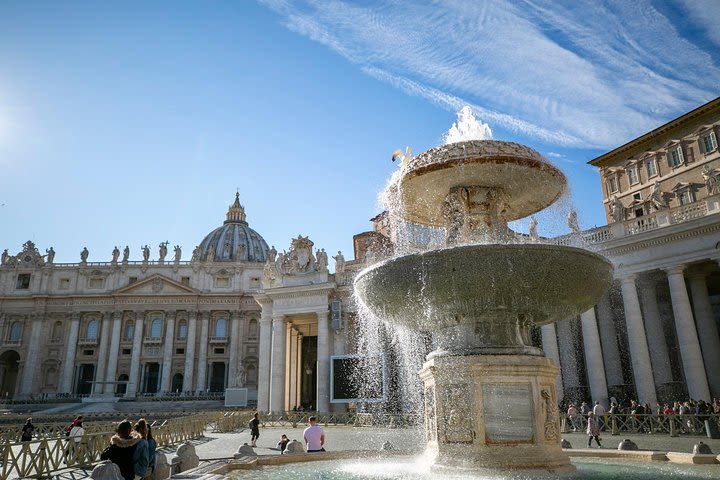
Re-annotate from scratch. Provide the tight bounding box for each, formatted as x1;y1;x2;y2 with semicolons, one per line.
75;364;95;395
209;362;226;392
171;373;183;393
300;336;317;410
143;363;160;393
0;351;20;398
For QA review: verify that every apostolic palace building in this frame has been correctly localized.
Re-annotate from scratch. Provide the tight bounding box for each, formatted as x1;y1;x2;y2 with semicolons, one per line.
0;98;719;412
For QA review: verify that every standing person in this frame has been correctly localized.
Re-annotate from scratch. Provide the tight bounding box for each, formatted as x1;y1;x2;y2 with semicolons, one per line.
593;401;606;431
100;420;142;480
250;413;260;447
566;404;579;431
133;419;150;480
66;419;85;463
586;412;602;448
303;416;325;453
146;425;157;478
21;418;35;442
66;415;84;436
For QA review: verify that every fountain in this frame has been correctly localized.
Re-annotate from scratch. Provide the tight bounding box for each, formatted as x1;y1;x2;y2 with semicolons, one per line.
354;125;613;471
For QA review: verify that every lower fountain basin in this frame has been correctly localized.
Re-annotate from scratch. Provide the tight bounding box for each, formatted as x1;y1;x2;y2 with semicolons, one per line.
354;244;612;353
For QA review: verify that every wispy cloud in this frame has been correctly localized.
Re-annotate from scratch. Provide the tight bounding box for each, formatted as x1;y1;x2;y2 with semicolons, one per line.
259;0;719;149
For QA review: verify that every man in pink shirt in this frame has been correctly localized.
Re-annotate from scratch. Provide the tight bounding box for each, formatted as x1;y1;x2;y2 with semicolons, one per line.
303;416;325;452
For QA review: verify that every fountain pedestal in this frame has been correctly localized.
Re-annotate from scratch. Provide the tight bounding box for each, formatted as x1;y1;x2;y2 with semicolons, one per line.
420;354;574;472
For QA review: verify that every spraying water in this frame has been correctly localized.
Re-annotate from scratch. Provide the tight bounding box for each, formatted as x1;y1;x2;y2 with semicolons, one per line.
444;106;492;144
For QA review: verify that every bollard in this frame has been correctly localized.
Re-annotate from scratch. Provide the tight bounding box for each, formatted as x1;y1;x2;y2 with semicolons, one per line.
611;416;618;435
670;417;677;437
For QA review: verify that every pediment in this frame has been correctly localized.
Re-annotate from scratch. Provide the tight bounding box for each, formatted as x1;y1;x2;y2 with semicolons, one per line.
114;274;198;295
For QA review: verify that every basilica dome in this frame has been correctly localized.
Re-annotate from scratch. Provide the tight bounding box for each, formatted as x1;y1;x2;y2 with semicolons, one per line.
196;194;270;263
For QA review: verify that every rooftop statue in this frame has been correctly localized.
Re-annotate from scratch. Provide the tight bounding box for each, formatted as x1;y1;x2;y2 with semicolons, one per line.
46;247;55;264
173;245;182;262
528;216;538;241
122;246;130;263
567;210;580;233
142;245;150;262
111;246;120;264
159;242;168;262
333;251;345;273
80;247;89;263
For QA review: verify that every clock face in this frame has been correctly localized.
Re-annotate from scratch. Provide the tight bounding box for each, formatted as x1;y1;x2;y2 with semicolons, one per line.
23;255;32;262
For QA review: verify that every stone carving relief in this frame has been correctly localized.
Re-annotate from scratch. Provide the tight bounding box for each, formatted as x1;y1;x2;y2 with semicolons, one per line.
3;241;46;267
647;181;667;210
278;235;316;274
541;388;559;441
703;165;720;195
424;385;437;442
442;383;475;444
609;196;624;222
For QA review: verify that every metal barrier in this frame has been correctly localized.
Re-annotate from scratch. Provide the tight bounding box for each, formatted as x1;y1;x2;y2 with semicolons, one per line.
561;413;720;436
0;415;208;479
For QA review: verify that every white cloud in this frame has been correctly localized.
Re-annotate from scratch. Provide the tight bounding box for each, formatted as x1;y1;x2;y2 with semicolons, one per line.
675;0;720;47
260;0;720;149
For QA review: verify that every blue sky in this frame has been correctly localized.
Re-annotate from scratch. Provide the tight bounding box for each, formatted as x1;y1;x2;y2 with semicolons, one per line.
0;0;718;263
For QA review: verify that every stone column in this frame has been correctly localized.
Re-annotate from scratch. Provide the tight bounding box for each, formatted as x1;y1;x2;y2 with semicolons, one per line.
540;323;564;401
103;311;123;394
637;275;673;387
688;272;720;398
127;312;145;397
182;311;197;393
270;314;286;412
227;311;241;387
289;328;298;409
595;292;624;388
556;318;582;395
195;312;209;391
316;309;330;412
665;266;711;401
296;333;303;409
94;312;113;395
160;311;176;393
580;307;608;406
257;306;273;412
19;313;44;396
620;274;657;405
60;313;81;393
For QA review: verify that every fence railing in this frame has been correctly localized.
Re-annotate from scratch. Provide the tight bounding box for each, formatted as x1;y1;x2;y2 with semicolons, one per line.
562;413;720;436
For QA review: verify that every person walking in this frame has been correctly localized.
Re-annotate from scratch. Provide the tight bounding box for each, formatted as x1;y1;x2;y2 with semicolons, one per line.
65;419;85;463
593;401;606;431
21;418;35;442
100;420;142;480
303;416;325;453
586;412;602;448
250;413;260;447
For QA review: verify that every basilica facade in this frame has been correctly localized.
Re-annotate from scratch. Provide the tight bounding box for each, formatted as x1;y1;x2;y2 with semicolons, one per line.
1;98;719;412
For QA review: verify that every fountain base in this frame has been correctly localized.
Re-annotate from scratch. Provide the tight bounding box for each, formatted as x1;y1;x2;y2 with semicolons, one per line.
419;354;574;472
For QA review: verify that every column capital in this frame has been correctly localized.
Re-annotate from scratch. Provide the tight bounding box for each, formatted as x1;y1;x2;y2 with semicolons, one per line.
165;310;177;320
112;311;123;321
619;273;638;283
69;312;81;322
272;313;285;323
663;264;686;276
230;310;242;321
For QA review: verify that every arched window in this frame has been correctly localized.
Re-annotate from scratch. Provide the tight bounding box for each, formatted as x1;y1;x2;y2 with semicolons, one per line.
9;322;21;342
215;318;227;338
116;374;129;395
124;321;134;340
177;320;187;339
171;373;184;393
246;364;257;384
44;367;58;388
248;319;258;337
86;319;98;340
52;321;63;341
150;318;162;338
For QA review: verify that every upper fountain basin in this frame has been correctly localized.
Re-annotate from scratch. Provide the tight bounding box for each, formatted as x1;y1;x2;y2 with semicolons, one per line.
395;140;566;227
354;243;613;331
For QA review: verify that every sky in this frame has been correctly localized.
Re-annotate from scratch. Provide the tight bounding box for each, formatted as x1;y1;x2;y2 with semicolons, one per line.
0;0;718;263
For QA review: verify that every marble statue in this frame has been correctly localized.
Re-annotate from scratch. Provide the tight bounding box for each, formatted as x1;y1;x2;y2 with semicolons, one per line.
268;245;277;263
278;235;315;274
159;242;168;262
541;389;559;441
191;245;200;262
391;146;412;166
528;216;538;241
316;248;328;272
236;363;247;387
702;165;719;195
206;249;215;262
1;249;8;265
567;210;580;234
333;251;345;273
46;247;55;264
80;247;89;263
142;245;150;262
647;181;667;209
609;196;624;222
173;245;182;262
111;246;120;264
442;187;470;244
122;246;130;263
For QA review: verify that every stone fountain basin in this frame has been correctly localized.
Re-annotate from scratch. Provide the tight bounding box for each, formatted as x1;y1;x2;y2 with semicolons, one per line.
354;244;613;331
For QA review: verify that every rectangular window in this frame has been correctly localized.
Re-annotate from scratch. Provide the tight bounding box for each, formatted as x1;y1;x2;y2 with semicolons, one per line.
702;131;718;153
88;277;104;289
669;146;684;167
678;189;694;206
128;277;138;285
122;348;132;355
15;274;31;290
633;193;641;201
176;348;185;355
83;349;94;356
213;347;225;354
627;166;639;185
214;277;230;288
58;278;71;290
607;176;619;193
177;323;188;339
645;159;658;178
180;276;190;286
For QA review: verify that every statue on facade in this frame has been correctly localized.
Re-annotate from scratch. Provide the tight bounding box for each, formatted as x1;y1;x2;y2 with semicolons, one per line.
173;245;182;262
80;247;89;263
316;248;328;272
528;216;538;241
608;196;624;222
1;249;8;265
267;245;277;263
702;165;720;195
142;245;150;262
158;242;168;262
111;246;120;264
333;251;345;273
206;249;215;262
45;247;55;264
236;363;247;387
647;181;667;210
277;235;316;274
122;246;130;263
567;210;580;234
191;245;201;262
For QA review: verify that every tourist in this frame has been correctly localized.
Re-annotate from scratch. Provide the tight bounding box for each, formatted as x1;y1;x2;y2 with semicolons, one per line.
580;401;589;416
303;416;325;452
276;434;290;453
592;401;606;431
66;419;85;463
146;424;157;478
250;413;260;447
586;412;602;448
100;420;142;480
566;404;580;431
21;417;34;442
66;415;84;436
133;419;151;479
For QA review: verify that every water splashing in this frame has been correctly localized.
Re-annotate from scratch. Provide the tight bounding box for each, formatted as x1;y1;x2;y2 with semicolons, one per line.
444;106;492;144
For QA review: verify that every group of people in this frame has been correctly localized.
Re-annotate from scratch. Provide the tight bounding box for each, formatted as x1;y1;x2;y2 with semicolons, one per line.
249;413;326;453
100;418;157;480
